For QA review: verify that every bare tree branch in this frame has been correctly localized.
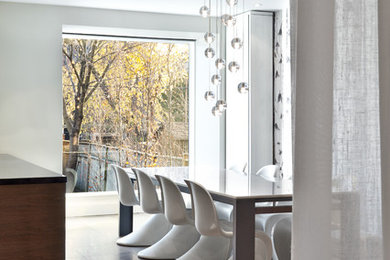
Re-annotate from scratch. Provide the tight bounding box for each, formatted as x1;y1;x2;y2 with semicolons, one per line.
63;97;73;131
64;60;77;93
84;83;99;103
90;65;116;109
62;48;82;83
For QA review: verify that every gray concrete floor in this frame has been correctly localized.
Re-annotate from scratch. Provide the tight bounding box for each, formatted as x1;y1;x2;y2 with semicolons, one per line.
66;214;149;260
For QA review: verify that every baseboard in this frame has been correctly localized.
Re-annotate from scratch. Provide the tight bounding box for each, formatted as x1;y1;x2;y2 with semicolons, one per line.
66;191;142;217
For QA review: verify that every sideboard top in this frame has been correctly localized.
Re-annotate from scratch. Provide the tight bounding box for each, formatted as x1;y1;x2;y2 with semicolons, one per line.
0;154;66;185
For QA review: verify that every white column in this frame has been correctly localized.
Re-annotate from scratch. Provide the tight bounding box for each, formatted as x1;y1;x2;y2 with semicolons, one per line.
379;0;390;257
292;0;334;259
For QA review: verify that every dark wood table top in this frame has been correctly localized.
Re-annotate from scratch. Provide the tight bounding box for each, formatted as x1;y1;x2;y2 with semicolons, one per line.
0;154;66;185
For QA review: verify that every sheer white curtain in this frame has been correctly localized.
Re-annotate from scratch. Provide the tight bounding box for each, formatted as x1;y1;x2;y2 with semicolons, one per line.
379;0;390;259
332;0;382;258
292;0;386;259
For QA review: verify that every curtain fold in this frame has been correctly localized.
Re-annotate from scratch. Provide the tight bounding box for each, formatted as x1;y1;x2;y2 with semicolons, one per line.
292;0;384;259
292;0;334;258
332;0;382;258
378;0;390;258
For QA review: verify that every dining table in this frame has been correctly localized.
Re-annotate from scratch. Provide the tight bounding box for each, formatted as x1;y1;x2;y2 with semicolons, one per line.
120;167;293;260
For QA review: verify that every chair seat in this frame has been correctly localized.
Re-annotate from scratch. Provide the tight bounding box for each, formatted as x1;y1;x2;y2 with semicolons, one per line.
137;223;200;259
138;175;200;259
180;188;232;260
116;213;172;247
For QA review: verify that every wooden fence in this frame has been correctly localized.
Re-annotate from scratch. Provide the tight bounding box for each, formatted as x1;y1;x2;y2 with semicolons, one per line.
63;141;188;192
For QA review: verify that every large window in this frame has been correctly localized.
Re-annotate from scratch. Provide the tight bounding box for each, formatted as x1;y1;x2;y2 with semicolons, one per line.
62;35;191;192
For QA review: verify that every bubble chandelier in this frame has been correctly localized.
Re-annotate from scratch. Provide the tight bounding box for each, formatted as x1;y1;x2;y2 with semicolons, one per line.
200;0;248;116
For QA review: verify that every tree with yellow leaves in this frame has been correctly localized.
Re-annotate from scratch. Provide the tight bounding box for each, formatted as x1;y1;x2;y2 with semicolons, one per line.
62;38;189;172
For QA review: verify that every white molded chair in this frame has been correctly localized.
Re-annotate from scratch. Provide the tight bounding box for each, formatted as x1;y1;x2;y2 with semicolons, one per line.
254;231;273;260
214;201;234;222
256;213;291;260
132;168;163;214
255;164;292;260
111;165;172;246
112;165;138;206
181;180;232;260
272;217;292;260
137;175;200;259
255;165;281;182
185;180;273;260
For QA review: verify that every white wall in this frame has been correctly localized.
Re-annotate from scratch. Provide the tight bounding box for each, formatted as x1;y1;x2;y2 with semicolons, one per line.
225;12;274;196
0;3;220;176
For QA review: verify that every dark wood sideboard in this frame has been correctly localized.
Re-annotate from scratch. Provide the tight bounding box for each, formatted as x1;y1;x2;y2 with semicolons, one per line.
0;154;66;259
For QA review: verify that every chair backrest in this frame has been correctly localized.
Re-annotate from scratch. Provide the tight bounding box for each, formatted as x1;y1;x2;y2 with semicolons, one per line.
256;165;280;182
64;168;77;193
214;201;233;222
262;214;291;237
132;168;162;214
272;217;292;260
111;165;139;206
156;175;190;225
185;180;224;236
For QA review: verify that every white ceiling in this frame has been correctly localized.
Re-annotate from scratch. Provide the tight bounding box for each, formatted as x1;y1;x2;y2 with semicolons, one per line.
1;0;288;16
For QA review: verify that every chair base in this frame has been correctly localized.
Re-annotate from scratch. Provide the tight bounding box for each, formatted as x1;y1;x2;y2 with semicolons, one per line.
116;213;172;247
137;224;200;259
178;235;231;260
256;213;291;260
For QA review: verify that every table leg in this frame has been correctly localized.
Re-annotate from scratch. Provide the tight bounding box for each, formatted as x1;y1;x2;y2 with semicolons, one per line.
233;199;255;260
119;203;133;237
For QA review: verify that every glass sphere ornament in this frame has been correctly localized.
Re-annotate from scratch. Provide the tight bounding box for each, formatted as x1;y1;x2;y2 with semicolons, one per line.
216;99;227;112
231;37;243;49
238;82;249;93
215;58;226;70
204;32;216;44
211;74;222;85
226;0;238;6
199;6;210;18
222;14;236;27
204;91;215;101
212;106;223;116
205;47;215;58
228;61;240;73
